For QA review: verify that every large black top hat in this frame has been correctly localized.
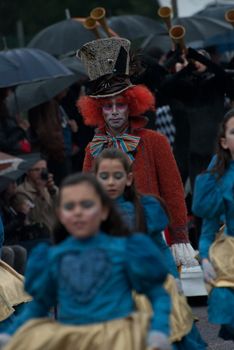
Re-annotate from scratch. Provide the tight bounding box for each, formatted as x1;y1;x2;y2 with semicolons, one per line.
78;37;133;98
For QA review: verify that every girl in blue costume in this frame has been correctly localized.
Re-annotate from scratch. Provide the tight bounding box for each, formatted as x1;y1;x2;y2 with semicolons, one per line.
94;148;206;350
0;173;172;350
0;215;31;333
193;109;234;341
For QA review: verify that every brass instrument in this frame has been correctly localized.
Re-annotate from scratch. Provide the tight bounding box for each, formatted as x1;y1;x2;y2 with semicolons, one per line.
158;6;172;30
225;9;234;27
90;7;112;37
169;25;186;52
83;16;100;39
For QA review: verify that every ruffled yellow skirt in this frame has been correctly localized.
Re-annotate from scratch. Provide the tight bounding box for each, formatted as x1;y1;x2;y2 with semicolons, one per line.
134;274;194;343
4;313;150;350
0;260;31;321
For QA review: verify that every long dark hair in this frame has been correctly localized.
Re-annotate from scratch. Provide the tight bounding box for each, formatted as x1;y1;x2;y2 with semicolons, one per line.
53;172;131;244
210;109;234;178
28;100;65;161
94;148;147;232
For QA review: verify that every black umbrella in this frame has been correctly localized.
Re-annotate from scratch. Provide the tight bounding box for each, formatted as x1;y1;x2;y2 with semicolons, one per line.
107;15;165;41
27;19;106;57
142;16;231;51
6;73;80;114
196;4;234;20
0;152;24;175
0;48;73;88
0;153;41;192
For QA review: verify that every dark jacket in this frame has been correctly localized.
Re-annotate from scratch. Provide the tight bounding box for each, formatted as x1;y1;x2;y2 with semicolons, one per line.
0;116;28;155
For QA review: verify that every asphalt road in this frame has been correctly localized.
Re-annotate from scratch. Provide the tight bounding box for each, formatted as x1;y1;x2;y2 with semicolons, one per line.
189;297;233;350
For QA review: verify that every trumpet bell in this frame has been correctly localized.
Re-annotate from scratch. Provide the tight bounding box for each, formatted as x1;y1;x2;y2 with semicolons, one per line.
83;17;100;39
225;9;234;27
90;7;106;21
169;25;186;51
90;7;112;37
158;6;172;30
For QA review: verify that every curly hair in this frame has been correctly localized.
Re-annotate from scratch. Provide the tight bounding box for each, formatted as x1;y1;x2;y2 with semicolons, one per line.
77;84;155;127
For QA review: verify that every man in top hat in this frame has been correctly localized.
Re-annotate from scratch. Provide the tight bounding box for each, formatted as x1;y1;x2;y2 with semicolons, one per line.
77;37;197;267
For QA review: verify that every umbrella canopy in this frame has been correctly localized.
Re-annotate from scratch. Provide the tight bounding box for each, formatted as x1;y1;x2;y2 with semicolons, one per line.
27;19;107;57
0;152;24;176
0;153;41;192
107;15;165;41
196;4;234;20
6;74;79;114
142;16;232;52
59;55;87;78
203;29;234;52
0;48;73;88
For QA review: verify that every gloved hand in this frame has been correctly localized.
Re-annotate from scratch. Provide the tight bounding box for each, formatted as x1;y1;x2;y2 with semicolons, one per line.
147;331;172;350
175;278;184;294
202;259;217;284
0;333;11;349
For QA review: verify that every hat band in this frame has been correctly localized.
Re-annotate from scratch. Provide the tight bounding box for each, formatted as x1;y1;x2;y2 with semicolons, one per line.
86;74;132;97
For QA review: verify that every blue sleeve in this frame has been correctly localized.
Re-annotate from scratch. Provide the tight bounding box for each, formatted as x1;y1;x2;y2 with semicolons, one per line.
126;234;171;335
199;218;221;259
141;196;178;277
153;234;179;278
192;172;223;219
141;195;169;233
6;244;56;335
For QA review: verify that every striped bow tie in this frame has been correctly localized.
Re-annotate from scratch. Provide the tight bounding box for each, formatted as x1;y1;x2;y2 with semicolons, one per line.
90;132;141;162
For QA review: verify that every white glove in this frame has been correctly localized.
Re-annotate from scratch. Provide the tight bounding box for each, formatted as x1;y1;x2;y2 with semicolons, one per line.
0;334;11;349
202;259;217;284
171;243;199;267
147;331;172;350
175;278;184;294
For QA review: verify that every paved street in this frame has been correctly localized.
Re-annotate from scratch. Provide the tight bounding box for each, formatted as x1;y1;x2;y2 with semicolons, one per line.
190;297;233;349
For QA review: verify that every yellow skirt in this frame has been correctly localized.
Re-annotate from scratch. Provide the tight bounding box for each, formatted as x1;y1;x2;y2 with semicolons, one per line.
209;232;234;288
134;275;194;343
0;260;31;321
4;313;150;350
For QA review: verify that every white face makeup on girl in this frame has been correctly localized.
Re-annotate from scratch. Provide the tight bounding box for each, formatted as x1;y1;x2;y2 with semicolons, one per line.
96;159;133;199
102;96;129;134
58;183;108;239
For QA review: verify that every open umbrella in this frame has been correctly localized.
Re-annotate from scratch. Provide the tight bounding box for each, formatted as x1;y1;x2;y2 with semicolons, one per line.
0;153;41;192
142;16;231;51
6;53;87;114
27;19;107;57
203;29;234;52
0;152;24;175
107;15;165;41
196;4;234;20
0;48;73;88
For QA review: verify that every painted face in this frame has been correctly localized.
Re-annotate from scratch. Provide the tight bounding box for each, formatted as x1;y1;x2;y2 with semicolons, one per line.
58;183;108;239
221;116;234;159
102;96;129;134
96;159;133;199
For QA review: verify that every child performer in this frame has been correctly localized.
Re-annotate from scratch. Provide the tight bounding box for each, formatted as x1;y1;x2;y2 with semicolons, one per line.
193;109;234;341
0;216;31;333
94;148;206;349
0;173;172;350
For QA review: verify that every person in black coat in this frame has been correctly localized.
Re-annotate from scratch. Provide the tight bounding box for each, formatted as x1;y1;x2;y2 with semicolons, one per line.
160;48;233;189
0;88;31;155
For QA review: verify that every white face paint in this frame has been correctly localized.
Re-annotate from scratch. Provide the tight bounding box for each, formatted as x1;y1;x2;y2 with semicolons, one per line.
96;159;133;199
58;183;108;239
102;96;129;134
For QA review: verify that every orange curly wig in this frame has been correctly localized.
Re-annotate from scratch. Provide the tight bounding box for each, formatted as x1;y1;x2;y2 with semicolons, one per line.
77;85;155;127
